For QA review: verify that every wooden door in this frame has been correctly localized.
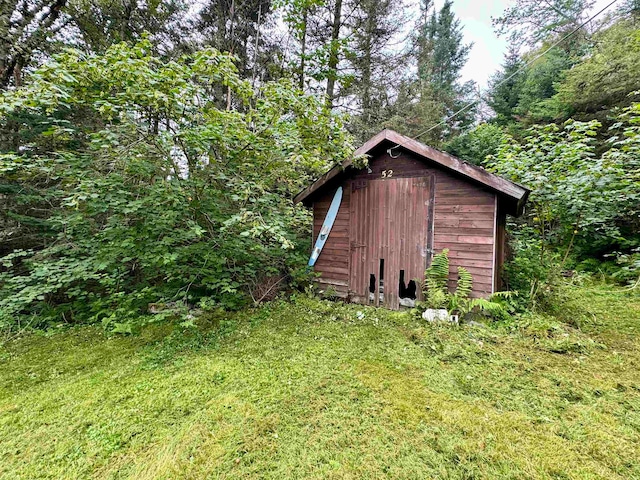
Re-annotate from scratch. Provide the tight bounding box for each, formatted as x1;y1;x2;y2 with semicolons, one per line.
349;176;434;309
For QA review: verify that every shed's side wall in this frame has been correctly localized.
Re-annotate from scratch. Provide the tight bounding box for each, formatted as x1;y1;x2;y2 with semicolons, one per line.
432;172;497;297
312;186;350;297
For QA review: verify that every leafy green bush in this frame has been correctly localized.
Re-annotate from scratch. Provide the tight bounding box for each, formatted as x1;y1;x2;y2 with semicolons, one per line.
488;117;640;259
0;41;354;332
610;249;640;288
489;103;640;305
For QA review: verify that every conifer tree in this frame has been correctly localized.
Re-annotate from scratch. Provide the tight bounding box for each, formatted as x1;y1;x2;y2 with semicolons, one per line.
389;0;474;144
487;46;525;125
347;0;408;139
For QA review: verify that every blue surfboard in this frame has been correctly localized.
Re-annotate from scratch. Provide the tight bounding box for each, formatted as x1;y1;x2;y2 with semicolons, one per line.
308;186;343;266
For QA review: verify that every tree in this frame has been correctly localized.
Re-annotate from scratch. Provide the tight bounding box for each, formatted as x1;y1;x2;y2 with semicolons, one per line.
197;0;275;79
389;0;474;144
420;0;471;95
343;0;408;140
513;46;572;122
487;47;525;126
279;0;349;102
551;18;640;121
493;0;594;49
0;0;68;89
65;0;190;54
280;0;408;118
278;0;323;89
487;41;573;127
324;0;343;107
444;123;509;165
0;41;355;330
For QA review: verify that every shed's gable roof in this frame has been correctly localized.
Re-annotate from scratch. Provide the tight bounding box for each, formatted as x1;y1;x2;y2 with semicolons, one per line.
294;129;529;216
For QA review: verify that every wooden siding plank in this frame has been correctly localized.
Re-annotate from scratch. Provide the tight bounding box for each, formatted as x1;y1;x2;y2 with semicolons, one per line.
315;278;349;287
435;196;495;205
456;235;494;245
435;205;496;213
435;227;494;236
448;251;496;260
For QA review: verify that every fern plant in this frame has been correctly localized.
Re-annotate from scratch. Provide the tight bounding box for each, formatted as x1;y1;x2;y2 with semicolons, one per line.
423;249;451;308
422;249;516;321
456;293;516;321
449;266;473;313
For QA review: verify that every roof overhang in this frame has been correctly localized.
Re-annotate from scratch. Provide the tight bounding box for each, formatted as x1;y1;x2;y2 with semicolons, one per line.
294;129;530;216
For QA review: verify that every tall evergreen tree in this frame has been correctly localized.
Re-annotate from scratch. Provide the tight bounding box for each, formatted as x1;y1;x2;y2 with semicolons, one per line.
279;0;323;89
389;0;474;144
324;0;343;107
280;0;405;117
279;0;352;102
493;0;594;50
487;47;525;125
346;0;408;140
66;0;190;54
421;0;471;94
0;0;68;88
197;0;274;78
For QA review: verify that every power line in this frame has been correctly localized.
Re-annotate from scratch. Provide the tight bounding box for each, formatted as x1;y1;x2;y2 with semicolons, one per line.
388;0;620;153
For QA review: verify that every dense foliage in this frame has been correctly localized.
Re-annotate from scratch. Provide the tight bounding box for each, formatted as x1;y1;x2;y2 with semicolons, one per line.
0;42;353;330
456;9;640;302
1;0;639;332
487;103;640;300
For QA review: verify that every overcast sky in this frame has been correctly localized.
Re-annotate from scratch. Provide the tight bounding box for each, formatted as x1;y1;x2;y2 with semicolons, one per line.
436;0;618;89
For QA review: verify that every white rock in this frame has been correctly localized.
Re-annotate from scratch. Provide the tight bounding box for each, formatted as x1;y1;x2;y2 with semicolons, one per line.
422;309;450;322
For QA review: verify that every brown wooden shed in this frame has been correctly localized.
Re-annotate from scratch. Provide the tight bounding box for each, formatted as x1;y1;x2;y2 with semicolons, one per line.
294;129;529;310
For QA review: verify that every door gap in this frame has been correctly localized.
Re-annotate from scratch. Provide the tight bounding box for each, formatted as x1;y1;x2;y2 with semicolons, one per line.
399;269;417;307
379;259;385;303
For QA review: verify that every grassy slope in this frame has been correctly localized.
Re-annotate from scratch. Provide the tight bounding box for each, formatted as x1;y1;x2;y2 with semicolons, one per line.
0;283;639;479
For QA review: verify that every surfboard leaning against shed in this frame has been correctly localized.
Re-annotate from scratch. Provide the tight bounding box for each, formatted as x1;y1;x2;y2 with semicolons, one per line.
308;187;343;266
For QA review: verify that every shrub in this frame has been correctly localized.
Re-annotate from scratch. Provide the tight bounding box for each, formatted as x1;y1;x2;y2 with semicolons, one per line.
0;42;354;332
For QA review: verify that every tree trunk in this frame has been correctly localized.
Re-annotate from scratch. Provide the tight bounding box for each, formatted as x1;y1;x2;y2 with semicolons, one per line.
251;3;262;89
226;0;235;110
299;7;308;90
0;0;67;89
361;3;374;119
325;0;343;109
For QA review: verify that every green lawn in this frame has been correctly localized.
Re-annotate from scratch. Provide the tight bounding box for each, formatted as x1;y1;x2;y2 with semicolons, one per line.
1;283;639;479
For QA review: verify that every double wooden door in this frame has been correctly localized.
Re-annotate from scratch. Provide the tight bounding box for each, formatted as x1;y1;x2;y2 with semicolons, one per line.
349;176;434;309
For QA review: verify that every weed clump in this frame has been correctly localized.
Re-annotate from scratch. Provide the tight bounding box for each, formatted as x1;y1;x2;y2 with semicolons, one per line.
515;314;605;354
